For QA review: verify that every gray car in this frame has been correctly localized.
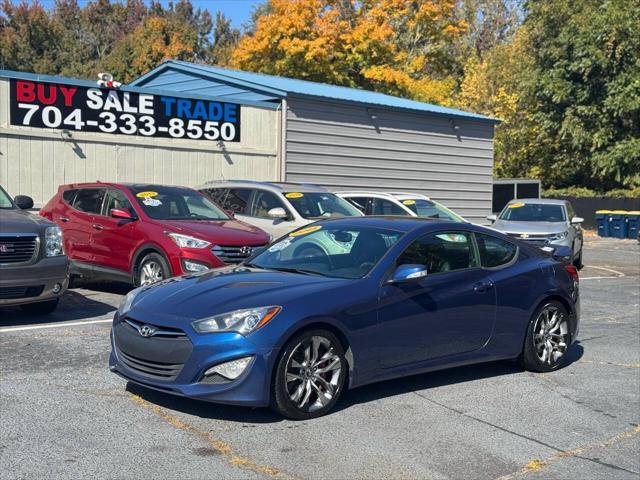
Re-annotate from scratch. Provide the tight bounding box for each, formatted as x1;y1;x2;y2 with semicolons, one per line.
487;198;584;268
0;185;69;314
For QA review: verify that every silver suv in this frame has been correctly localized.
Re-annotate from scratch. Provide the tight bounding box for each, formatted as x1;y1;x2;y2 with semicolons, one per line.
487;198;584;268
0;185;69;314
198;180;362;239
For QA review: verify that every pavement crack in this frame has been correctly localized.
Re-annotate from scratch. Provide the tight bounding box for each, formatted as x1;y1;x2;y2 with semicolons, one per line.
127;393;298;480
411;391;562;453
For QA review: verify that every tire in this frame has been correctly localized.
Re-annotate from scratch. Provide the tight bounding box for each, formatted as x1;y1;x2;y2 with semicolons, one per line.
519;300;571;372
272;329;347;420
573;247;583;270
20;299;59;315
136;252;171;286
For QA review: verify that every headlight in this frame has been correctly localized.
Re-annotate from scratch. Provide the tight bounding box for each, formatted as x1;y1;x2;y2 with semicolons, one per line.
167;232;211;249
551;230;569;240
117;286;144;317
192;306;281;335
45;226;64;257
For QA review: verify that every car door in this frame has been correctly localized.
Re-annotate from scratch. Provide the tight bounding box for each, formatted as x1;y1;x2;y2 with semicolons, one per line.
90;188;141;273
565;202;582;253
66;188;106;263
244;189;295;239
378;230;497;368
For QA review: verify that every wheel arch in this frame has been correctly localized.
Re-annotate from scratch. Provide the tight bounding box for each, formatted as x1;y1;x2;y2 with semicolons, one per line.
131;243;172;283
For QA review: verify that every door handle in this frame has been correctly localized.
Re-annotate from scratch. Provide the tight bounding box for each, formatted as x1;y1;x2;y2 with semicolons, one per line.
92;224;104;230
473;281;494;293
59;216;69;222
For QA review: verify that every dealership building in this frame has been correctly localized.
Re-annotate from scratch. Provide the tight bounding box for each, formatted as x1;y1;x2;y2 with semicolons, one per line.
0;61;497;222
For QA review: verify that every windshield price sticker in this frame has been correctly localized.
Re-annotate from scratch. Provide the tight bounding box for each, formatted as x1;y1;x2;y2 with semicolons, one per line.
136;191;158;198
508;202;525;208
285;192;304;199
402;199;416;205
289;225;322;237
10;79;241;142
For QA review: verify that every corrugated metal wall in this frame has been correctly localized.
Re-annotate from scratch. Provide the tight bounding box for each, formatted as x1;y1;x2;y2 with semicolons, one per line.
0;78;280;206
285;96;495;222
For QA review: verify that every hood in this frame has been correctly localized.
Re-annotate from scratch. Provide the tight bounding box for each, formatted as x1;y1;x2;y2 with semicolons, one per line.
0;208;53;234
492;220;568;235
157;219;269;246
130;266;349;321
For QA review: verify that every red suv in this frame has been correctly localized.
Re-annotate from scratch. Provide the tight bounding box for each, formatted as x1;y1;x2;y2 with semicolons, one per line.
40;183;270;286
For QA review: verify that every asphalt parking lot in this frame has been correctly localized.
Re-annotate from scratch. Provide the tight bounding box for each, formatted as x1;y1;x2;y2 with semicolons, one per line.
1;236;639;480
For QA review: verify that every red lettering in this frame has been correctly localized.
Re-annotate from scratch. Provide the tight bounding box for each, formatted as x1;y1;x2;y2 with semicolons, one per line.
37;83;57;105
16;81;36;102
59;86;77;107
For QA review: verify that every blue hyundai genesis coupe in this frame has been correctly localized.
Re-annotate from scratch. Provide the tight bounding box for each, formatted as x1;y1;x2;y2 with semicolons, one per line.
109;217;580;419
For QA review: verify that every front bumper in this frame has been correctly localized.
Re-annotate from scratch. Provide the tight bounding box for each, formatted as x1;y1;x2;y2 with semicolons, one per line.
0;255;69;306
108;313;276;407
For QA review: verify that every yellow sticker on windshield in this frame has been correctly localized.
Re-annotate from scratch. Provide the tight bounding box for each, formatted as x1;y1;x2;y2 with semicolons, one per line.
289;225;322;237
136;191;158;199
508;202;525;208
402;199;416;205
285;192;304;199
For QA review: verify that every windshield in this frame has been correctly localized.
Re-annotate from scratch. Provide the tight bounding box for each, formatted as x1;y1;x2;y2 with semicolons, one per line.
248;224;403;279
401;199;464;221
499;203;566;222
284;192;362;219
0;186;14;209
128;186;229;221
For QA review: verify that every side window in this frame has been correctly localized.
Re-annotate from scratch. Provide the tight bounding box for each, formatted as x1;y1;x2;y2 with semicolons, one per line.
372;198;408;216
72;189;106;214
249;190;286;218
103;189;134;216
224;188;252;214
397;231;478;275
475;233;517;268
62;189;77;205
566;203;575;220
203;188;228;207
345;197;369;214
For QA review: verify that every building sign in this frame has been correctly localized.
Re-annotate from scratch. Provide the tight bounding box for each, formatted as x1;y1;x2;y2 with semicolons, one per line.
9;79;241;142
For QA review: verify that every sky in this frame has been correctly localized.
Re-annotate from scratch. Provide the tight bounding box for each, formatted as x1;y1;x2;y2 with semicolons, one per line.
38;0;264;29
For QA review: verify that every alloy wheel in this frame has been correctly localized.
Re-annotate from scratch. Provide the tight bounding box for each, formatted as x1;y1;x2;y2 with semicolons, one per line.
284;335;342;413
139;260;164;285
533;304;569;365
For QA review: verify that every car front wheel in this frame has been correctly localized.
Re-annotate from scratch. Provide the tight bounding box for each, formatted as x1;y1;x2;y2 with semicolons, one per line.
272;329;347;420
519;300;571;372
137;253;170;286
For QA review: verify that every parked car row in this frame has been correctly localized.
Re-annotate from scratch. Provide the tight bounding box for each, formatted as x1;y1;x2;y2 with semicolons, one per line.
1;179;584;314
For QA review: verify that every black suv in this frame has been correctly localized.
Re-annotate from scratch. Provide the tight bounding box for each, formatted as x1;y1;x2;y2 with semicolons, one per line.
0;185;68;314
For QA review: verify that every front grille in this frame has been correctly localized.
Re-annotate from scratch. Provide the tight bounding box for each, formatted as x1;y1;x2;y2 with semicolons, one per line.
113;318;192;382
507;233;551;246
0;234;39;264
0;285;44;299
212;244;263;264
116;348;184;380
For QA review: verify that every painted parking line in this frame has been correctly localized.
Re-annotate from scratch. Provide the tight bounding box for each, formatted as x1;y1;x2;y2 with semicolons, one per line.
580;265;627;281
0;318;112;333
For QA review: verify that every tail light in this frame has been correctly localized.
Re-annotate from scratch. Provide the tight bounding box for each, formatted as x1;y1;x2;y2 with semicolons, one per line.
564;264;579;283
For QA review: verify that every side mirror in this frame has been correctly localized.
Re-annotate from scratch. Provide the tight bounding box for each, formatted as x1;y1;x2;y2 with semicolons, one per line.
110;208;134;220
486;214;497;223
551;245;573;261
14;195;34;210
388;264;428;284
571;216;584;224
268;207;288;219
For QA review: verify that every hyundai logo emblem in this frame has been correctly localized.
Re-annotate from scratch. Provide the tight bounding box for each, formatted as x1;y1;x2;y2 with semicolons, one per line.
138;325;156;337
240;246;252;255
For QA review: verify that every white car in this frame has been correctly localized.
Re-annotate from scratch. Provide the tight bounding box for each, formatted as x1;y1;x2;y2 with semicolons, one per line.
198;180;362;240
337;191;466;222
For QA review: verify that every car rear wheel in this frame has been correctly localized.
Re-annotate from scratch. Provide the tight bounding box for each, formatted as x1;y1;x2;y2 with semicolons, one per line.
272;329;347;420
20;299;59;315
137;253;170;286
519;300;570;372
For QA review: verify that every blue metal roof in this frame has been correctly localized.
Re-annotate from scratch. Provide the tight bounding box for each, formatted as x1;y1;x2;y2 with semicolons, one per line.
132;60;498;123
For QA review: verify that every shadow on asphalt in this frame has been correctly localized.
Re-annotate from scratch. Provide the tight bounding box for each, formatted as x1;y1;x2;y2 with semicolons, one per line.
124;343;584;423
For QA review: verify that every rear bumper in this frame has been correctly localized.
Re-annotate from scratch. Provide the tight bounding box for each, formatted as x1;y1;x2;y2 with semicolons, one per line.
0;255;69;306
